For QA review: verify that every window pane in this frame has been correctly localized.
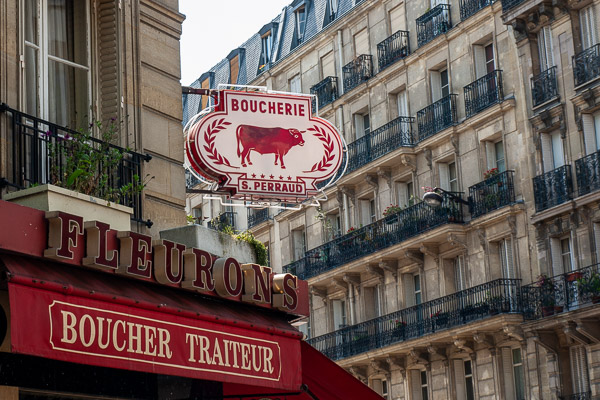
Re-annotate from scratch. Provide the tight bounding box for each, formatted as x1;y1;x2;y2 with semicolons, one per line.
48;0;87;66
25;46;39;117
49;59;88;128
364;114;370;135
495;141;506;172
25;0;39;45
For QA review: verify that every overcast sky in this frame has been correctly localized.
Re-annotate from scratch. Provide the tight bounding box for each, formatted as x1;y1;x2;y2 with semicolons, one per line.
179;0;291;86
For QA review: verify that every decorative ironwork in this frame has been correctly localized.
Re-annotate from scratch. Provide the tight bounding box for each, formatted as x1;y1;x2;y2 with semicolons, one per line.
573;44;600;87
311;76;338;111
377;30;410;71
346;116;415;173
342;55;373;93
531;66;558;107
460;0;491;20
532;165;573;212
248;208;269;228
468;170;515;218
0;104;149;225
576;150;600;197
559;392;592;400
416;94;457;142
501;0;526;12
308;278;521;361
185;170;202;188
208;211;236;232
522;263;600;320
464;70;503;118
416;4;451;47
283;193;464;280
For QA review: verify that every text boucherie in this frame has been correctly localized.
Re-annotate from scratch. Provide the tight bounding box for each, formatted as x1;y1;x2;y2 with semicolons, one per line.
43;211;300;314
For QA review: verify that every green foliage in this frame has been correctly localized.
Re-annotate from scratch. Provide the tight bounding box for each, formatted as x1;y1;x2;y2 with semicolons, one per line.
236;230;268;267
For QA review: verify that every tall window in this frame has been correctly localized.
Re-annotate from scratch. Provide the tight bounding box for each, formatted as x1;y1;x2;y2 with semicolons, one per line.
369;199;376;223
259;33;272;71
291;228;306;261
365;285;382;319
500;238;515;279
431;68;450;102
454;255;467;292
295;6;307;43
290;75;301;93
397;180;414;208
582;112;600;154
580;5;598;50
540;131;564;172
326;0;338;22
449;161;458;192
561;237;573;272
354;113;370;140
502;347;525;400
421;370;429;400
372;379;389;399
486;140;506;172
439;160;457;192
454;359;475;400
414;274;422;304
332;299;347;329
538;26;554;72
570;346;590;395
24;0;90;129
397;90;409;117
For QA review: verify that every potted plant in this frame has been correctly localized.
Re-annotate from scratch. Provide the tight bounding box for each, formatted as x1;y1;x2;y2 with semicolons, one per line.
431;310;449;329
537;274;558;316
383;204;403;224
566;270;584;282
394;319;407;338
577;272;600;303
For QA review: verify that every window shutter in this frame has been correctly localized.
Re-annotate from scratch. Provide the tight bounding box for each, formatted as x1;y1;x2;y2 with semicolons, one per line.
594;223;600;258
354;29;369;56
580;6;598;49
502;348;516;400
500;239;516;279
354;114;365;140
455;256;467;292
372;379;383;395
389;5;405;33
97;0;121;125
583;114;598;155
594;114;600;152
398;90;409;117
397;182;409;208
404;274;416;307
550;238;564;275
454;359;466;400
430;70;442;102
538;26;554;71
321;52;335;79
570;346;590;393
332;299;344;329
485;141;497;170
540;133;554;172
411;370;423;400
474;45;487;79
439;163;450;191
551;131;565;168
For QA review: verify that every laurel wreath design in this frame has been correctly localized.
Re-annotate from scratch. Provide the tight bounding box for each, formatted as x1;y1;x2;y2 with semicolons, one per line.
304;125;335;173
203;118;236;168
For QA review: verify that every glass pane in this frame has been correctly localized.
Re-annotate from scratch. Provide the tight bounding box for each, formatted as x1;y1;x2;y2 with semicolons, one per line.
512;348;522;364
514;364;525;400
464;360;472;375
25;0;38;44
49;59;88;128
466;376;475;400
25;45;39;117
48;0;87;65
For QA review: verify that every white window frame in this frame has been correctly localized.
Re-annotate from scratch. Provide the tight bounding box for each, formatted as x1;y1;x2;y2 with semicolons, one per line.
454;255;467;292
538;26;555;72
289;74;301;93
570;345;590;394
414;273;422;305
260;33;273;67
296;6;307;42
580;5;598;50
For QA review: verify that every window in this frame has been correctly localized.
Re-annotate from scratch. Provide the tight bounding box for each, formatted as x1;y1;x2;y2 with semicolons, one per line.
397;90;409;117
580;5;598;50
326;0;338;23
332;299;347;329
397;180;414;208
290;75;301;93
431;68;450;102
454;359;475;400
582;112;600;155
295;6;307;43
291;228;306;261
454;255;467;292
439;161;458;192
512;348;525;400
538;26;554;72
414;274;422;304
502;347;525;400
550;236;574;275
540;131;564;172
259;33;272;72
410;370;429;400
192;207;203;224
371;378;389;399
324;213;341;241
354;113;370;140
474;43;495;78
370;199;376;223
561;237;573;272
449;161;458;192
570;346;590;394
421;370;429;400
24;0;90;128
499;238;515;279
229;54;240;85
485;140;506;172
364;285;381;319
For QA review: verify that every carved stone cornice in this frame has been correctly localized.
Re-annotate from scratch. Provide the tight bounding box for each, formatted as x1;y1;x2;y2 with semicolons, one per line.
404;249;424;265
348;366;368;382
450;134;459;154
379;260;398;278
408;350;429;367
530;104;564;135
454;339;474;354
564;322;592;345
339;186;356;207
336;190;344;210
377;168;392;189
331;278;348;293
370;359;390;375
448;233;467;251
427;345;447;362
575;319;600;344
424;148;432;169
507;215;517;236
386;355;405;370
473;332;494;348
343;273;361;286
401;154;417;172
476;228;487;247
511;19;528;42
503;325;525;342
531;331;559;354
419;244;439;262
366;265;385;282
365;174;379;192
311;286;328;303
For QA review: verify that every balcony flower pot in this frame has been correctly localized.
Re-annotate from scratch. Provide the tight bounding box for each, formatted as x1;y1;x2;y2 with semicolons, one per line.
566;271;584;282
4;184;133;231
593;295;600;304
554;305;564;313
541;306;555;317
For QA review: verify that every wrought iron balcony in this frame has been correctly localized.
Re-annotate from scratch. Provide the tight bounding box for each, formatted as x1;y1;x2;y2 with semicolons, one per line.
248;208;270;228
308;278;521;361
311;76;338;111
416;94;457;142
559;392;592;400
416;4;451;47
346;116;415;173
459;0;491;20
377;30;410;71
343;55;373;93
522;263;600;320
531;66;558;108
283;193;464;280
464;70;503;118
573;44;600;87
501;0;526;12
532;165;573;212
185;170;202;188
468;170;515;218
208;211;236;232
576;150;600;197
0;104;149;225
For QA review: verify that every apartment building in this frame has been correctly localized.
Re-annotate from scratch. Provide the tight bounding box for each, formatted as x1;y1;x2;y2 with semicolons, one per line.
184;0;600;398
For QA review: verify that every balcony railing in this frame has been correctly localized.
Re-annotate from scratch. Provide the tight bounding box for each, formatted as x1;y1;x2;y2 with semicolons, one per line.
559;392;592;400
343;55;373;93
522;263;600;320
501;0;526;12
377;30;410;71
186;170;202;188
310;76;338;110
0;104;150;225
208;211;236;232
459;0;491;20
308;278;520;361
573;44;600;87
464;70;503;118
532;165;573;212
248;208;270;228
416;94;457;142
531;66;558;108
416;4;451;47
576;150;600;197
346;116;415;173
468;170;515;218
283;193;464;280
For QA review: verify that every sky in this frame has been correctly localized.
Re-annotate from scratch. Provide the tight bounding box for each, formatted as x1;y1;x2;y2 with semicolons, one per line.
179;0;292;86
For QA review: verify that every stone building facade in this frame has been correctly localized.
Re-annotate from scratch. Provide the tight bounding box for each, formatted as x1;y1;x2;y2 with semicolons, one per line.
0;0;187;235
184;0;600;398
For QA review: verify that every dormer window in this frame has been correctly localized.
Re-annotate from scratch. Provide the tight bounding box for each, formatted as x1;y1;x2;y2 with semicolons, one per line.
327;0;338;21
259;33;272;73
296;6;307;43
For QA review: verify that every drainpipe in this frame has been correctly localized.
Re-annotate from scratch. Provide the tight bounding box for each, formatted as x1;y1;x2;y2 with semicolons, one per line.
337;30;344;93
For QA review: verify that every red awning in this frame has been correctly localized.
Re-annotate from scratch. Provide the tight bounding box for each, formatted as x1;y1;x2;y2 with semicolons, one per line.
1;254;302;390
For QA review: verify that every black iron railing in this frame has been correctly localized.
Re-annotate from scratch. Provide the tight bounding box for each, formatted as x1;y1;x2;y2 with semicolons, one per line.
283;193;464;280
343;55;373;93
311;77;338;111
460;0;491;20
417;94;457;142
377;30;410;71
208;211;236;232
573;44;600;87
464;70;503;118
559;392;592;400
531;66;558;107
248;208;270;228
501;0;526;12
308;278;521;361
468;170;515;218
532;165;573;212
416;4;451;47
522;264;600;320
346;116;415;173
0;104;150;225
576;150;600;197
186;171;202;188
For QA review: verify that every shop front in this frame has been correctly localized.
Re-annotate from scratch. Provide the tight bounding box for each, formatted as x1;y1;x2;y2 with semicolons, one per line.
0;200;382;400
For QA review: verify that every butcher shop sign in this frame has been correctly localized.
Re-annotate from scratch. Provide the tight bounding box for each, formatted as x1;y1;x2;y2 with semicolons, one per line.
185;90;344;201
